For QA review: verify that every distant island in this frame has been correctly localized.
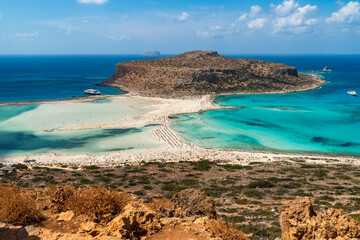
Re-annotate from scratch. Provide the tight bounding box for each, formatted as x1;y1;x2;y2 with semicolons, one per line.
143;51;161;56
103;50;325;97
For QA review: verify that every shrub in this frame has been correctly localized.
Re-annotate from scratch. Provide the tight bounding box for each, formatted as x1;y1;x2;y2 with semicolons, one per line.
235;199;248;205
180;179;199;187
133;190;144;196
10;163;28;170
49;185;75;213
79;177;93;184
202;186;229;198
313;169;328;178
244;190;265;199
82;165;100;170
207;218;249;240
0;184;43;225
192;160;213;171
247;180;274;188
66;187;131;222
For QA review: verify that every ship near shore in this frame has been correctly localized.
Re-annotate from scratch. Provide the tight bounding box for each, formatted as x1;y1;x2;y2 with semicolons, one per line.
102;50;324;96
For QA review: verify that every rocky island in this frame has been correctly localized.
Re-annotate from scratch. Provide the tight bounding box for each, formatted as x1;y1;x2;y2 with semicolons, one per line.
103;50;324;96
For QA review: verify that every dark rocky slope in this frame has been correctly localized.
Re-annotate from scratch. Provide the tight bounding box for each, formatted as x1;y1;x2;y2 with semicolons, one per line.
103;50;324;96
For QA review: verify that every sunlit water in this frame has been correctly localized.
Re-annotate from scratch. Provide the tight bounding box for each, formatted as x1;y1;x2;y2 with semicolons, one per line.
0;98;163;157
1;55;359;157
172;55;360;156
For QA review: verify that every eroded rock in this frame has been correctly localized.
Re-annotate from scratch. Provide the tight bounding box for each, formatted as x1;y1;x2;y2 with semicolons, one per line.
57;211;75;222
99;202;162;239
280;197;360;240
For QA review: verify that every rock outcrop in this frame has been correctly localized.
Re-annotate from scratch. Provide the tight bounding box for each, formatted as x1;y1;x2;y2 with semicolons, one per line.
99;202;162;239
103;50;323;96
171;188;217;219
280;197;360;240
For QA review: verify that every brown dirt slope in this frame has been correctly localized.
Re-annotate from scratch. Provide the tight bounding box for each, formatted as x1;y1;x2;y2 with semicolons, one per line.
103;50;322;96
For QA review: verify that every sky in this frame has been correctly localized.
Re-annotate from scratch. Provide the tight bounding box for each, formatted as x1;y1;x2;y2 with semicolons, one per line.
1;0;360;54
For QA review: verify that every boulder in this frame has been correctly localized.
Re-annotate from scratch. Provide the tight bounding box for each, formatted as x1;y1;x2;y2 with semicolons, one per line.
99;202;162;239
57;211;75;222
280;197;360;240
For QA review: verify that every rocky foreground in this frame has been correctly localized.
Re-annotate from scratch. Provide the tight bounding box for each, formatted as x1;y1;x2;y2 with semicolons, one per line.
1;184;360;240
103;50;324;96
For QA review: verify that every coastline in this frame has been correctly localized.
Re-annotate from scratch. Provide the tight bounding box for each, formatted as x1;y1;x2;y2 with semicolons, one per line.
0;73;350;167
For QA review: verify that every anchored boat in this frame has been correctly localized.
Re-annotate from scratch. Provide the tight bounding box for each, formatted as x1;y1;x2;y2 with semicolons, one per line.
347;90;357;96
84;89;101;95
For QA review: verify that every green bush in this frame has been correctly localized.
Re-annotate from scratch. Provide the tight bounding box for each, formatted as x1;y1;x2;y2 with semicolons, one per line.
79;178;93;184
180;179;199;186
247;180;274;188
192;160;213;171
244;190;265;199
11;163;28;170
133;191;144;196
83;165;100;170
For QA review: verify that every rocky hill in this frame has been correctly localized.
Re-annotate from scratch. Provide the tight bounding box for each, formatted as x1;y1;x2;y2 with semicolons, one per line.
103;51;324;96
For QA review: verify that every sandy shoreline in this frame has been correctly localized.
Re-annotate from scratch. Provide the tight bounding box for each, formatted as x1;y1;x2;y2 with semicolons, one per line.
1;75;357;167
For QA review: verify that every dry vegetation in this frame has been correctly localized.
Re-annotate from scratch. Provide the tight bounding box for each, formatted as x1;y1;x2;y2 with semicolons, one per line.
207;219;249;240
65;187;131;222
0;184;44;226
1;159;360;239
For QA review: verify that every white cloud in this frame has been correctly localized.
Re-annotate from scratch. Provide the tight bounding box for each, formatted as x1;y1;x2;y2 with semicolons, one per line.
107;34;128;41
178;12;189;21
209;25;223;31
325;1;360;24
83;19;89;23
77;0;108;4
196;30;211;37
14;30;40;38
238;5;262;22
238;14;248;21
273;4;317;33
248;18;267;30
250;5;262;18
0;13;2;19
196;25;232;38
272;0;299;17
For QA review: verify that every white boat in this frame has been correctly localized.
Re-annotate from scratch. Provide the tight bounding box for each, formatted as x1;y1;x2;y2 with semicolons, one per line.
84;89;101;95
323;66;331;71
347;90;357;96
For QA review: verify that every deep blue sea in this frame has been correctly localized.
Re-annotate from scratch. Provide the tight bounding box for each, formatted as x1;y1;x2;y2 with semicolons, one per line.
0;55;163;102
0;55;359;157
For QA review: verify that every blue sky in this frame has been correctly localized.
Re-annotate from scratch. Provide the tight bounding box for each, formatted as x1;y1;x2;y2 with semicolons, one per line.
1;0;360;54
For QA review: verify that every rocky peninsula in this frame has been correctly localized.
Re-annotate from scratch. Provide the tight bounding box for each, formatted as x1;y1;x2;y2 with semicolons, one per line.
103;50;324;96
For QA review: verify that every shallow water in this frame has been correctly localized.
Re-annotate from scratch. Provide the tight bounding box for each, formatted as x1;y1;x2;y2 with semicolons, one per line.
172;55;360;156
0;98;163;157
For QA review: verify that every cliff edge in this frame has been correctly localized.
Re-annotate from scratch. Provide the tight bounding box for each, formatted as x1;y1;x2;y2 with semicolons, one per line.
103;50;324;96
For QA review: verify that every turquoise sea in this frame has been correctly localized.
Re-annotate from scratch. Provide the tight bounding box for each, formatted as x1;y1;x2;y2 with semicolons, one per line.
0;55;359;157
172;55;360;156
